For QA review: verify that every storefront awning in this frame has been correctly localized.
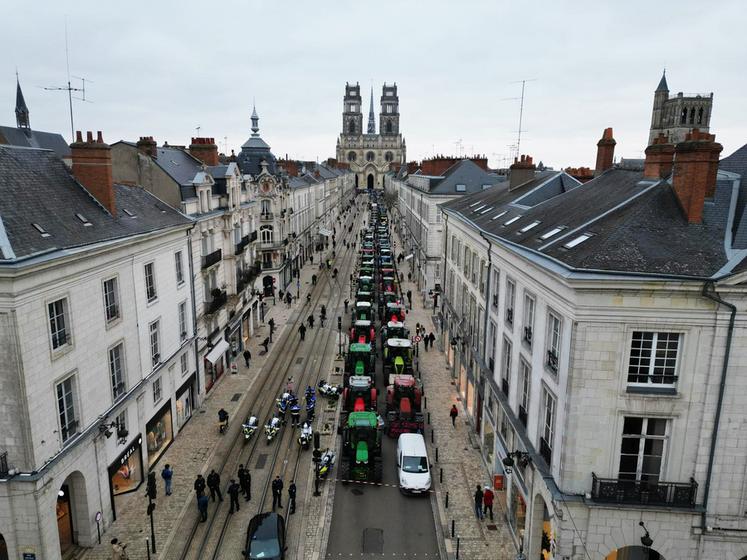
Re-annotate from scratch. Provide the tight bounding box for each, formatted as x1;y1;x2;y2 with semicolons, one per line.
205;339;230;365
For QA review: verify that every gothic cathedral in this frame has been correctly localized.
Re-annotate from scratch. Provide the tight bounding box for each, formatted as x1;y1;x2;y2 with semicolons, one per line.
336;82;406;190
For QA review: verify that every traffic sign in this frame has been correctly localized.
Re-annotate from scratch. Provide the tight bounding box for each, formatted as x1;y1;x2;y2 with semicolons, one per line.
413;335;422;343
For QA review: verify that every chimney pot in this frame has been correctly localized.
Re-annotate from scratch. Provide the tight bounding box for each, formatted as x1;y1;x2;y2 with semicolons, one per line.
594;127;616;176
86;131;93;143
671;129;723;224
71;129;116;216
96;131;104;143
75;130;83;143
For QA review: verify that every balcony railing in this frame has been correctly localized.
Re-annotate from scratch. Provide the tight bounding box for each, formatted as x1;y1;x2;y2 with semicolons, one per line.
524;326;533;344
547;350;559;372
506;308;514;325
204;290;227;315
201;248;222;270
260;212;274;221
259;241;281;250
590;472;698;508
235;235;250;255
539;436;552;467
518;405;528;426
250;230;258;242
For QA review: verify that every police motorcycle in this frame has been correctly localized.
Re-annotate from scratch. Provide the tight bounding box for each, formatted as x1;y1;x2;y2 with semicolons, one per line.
318;449;336;478
241;415;258;443
298;421;313;450
317;379;342;401
264;415;282;443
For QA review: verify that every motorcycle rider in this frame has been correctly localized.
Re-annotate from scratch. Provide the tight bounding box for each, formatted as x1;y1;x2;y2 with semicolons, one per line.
265;416;281;441
299;421;313;449
218;408;229;434
277;395;289;425
242;416;258;439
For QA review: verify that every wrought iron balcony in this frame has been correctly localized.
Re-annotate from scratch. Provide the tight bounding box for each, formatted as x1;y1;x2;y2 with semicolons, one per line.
590;472;698;508
260;212;274;221
524;326;533;344
547;350;559;372
249;230;258;242
506;308;514;325
201;248;222;270
204;290;227;315
539;436;552;467
235;235;250;255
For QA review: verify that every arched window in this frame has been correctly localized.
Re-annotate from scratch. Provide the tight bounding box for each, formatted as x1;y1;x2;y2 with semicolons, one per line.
697;107;704;124
680;108;687;124
347;151;357;162
260;226;273;244
689;107;695;124
348;121;356;134
366;151;375;162
386;120;393;133
385;151;394;162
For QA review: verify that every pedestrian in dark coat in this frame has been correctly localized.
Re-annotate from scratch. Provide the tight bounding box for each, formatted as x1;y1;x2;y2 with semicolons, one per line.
288;481;297;514
428;332;436;350
474;486;484;519
161;464;173;496
243;349;251;367
344;299;349;312
207;470;223;502
299;324;307;341
286;292;292;307
271;476;284;510
406;290;412;309
228;479;241;513
261;337;270;353
197;494;209;522
238;464;251;501
450;404;458;427
194;474;206;499
308;315;315;328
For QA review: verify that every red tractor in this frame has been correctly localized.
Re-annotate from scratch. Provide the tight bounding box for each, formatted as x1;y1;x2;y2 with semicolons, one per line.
350;320;375;347
343;375;377;415
385;393;424;438
386;375;423;413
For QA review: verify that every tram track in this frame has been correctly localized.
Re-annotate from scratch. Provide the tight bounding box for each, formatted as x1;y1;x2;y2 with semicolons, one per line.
173;204;363;560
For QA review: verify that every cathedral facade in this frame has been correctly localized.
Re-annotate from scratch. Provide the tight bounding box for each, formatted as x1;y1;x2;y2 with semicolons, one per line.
336;82;406;190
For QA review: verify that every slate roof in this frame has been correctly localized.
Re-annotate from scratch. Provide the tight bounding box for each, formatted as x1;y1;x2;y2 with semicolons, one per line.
408;159;506;195
656;71;669;92
720;143;747;249
442;165;745;278
152;146;204;186
0;126;71;160
0;146;192;262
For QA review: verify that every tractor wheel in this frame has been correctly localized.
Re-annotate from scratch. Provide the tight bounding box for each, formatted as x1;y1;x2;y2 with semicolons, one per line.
373;457;383;483
340;460;350;484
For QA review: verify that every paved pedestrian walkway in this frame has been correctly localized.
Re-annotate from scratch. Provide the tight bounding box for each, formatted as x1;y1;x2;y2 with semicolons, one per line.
393;232;518;559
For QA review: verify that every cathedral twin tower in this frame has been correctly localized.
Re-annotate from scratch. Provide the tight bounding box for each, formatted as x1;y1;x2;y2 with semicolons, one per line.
336;82;406;190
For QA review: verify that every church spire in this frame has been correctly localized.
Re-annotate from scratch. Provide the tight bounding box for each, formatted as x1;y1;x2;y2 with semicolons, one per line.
367;86;376;134
15;72;30;129
656;69;669;92
251;102;260;137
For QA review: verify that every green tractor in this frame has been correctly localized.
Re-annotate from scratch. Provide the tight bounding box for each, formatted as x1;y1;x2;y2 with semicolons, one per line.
383;338;414;381
357;275;374;293
353;301;374;323
345;342;376;385
382;321;410;346
339;411;383;483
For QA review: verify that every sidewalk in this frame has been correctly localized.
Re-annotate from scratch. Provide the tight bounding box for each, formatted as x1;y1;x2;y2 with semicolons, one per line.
79;254;325;560
396;238;517;559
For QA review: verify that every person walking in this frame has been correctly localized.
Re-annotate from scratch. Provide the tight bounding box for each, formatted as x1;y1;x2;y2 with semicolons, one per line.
306;293;312;304
312;274;317;286
474;485;485;519
288;481;297;514
406;289;412;310
268;318;276;343
110;538;127;560
243;349;252;368
238;464;251;501
286;292;292;307
227;479;241;513
308;314;315;328
299;323;306;341
197;494;209;522
261;337;270;353
161;464;173;496
194;474;206;499
428;332;436;351
207;469;223;502
450;404;459;427
483;486;495;521
271;476;284;510
344;299;349;312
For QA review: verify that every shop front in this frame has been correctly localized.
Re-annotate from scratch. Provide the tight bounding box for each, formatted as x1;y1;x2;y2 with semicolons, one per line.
241;309;252;350
204;338;229;392
228;322;241;374
175;375;195;432
146;401;173;467
108;435;144;519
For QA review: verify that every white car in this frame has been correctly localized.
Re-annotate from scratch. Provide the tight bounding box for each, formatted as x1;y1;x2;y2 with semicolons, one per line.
397;433;431;494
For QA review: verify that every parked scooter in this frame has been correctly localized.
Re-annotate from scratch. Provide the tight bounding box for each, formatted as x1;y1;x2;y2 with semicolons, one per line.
242;416;258;443
318;380;342;400
265;416;281;444
298;422;313;450
318;449;336;478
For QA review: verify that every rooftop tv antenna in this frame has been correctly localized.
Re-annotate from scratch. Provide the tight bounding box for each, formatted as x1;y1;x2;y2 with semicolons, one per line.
42;19;92;141
502;78;536;160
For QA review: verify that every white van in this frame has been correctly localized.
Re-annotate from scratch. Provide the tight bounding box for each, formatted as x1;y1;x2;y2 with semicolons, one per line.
396;433;431;494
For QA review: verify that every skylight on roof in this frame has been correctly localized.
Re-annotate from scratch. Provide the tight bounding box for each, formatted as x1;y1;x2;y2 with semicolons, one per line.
75;213;92;226
472;204;486;213
32;223;51;238
540;227;564;240
563;234;592;249
504;216;521;226
491;211;508;221
480;206;493;214
123;209;137;218
519;220;541;233
455;184;466;192
469;201;482;208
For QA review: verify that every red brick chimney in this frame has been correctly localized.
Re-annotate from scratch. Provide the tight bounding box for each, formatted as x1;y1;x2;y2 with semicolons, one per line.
189;137;219;166
71;131;116;216
643;133;675;180
509;154;536;189
136;136;157;158
594;127;616;176
671;129;723;224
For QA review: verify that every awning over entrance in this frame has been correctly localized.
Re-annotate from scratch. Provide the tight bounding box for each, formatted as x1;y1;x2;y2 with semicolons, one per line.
205;339;230;364
319;227;332;237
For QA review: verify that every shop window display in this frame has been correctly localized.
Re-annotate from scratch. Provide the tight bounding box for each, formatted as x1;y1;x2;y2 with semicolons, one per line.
146;402;173;466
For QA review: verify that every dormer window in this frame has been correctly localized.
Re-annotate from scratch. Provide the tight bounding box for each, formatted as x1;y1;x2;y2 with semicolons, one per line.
32;223;51;237
76;213;92;226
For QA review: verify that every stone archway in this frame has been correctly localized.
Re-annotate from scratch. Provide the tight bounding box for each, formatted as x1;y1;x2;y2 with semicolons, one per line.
57;471;92;554
605;546;664;560
367;173;374;189
527;493;552;559
0;533;8;560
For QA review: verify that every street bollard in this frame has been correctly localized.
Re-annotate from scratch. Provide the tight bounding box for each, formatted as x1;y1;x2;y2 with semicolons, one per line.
451;519;455;538
424;396;427;409
146;538;151;560
435;447;439;462
456;537;460;559
440;468;443;483
445;491;449;508
428;412;431;424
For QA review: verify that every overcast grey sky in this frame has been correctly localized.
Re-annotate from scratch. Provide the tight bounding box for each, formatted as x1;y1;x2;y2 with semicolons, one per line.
3;0;745;169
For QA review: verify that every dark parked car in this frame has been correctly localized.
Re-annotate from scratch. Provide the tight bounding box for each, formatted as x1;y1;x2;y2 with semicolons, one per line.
244;512;286;559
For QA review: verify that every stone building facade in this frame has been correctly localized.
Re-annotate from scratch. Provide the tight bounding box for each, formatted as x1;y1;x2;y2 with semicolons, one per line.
336;82;406;190
440;128;747;560
649;71;713;145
